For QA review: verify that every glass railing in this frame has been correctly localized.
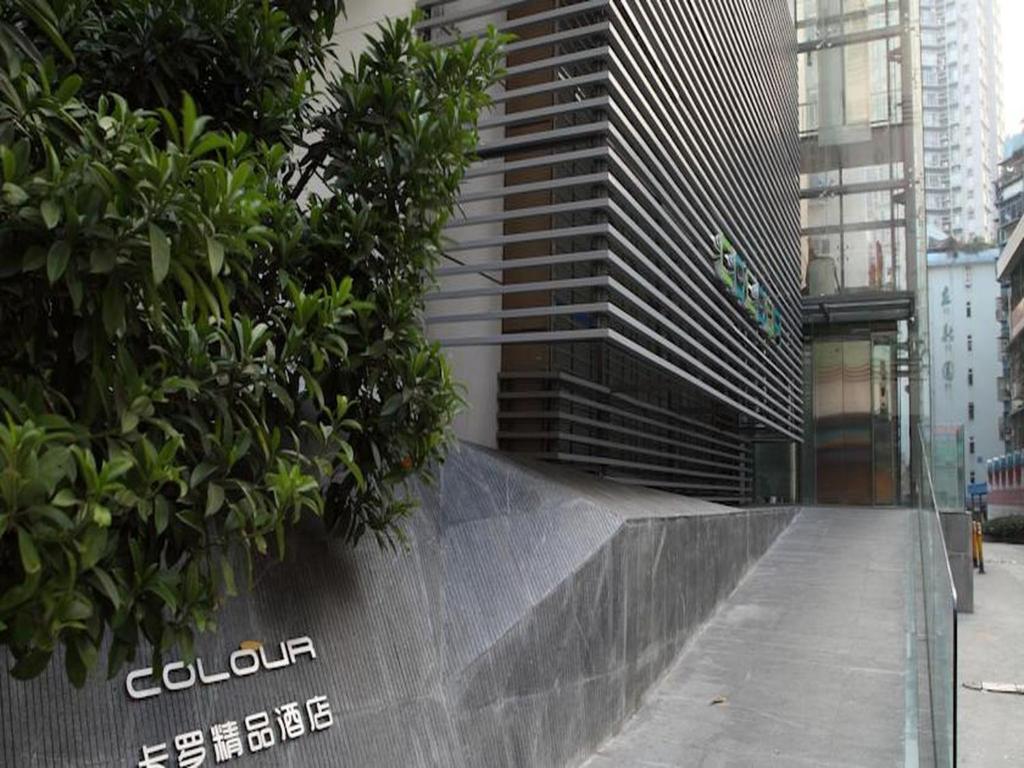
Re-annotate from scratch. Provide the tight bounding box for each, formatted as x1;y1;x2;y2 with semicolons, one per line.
914;425;958;767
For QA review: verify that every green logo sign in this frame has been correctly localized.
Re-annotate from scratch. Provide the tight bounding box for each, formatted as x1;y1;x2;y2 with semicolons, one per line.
712;234;783;342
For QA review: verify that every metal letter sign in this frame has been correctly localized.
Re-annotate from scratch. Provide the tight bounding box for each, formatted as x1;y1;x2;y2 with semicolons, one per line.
712;234;783;342
128;637;332;767
126;636;316;700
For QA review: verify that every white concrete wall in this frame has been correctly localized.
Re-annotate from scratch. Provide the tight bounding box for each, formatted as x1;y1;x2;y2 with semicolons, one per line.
927;250;1003;494
331;0;417;63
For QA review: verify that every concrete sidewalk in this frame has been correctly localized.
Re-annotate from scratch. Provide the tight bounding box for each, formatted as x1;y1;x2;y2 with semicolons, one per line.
582;508;913;768
957;542;1024;766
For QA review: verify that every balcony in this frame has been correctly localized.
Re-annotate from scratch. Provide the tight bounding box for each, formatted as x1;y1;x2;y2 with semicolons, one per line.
998;377;1011;401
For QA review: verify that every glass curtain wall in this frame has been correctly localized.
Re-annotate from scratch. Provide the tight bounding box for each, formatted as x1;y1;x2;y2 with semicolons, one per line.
797;0;908;296
796;0;930;505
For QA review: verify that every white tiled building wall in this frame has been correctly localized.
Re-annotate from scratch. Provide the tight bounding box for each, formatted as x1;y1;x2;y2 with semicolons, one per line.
920;0;1003;244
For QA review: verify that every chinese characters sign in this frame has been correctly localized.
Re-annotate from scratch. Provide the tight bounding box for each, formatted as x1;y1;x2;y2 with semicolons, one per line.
137;695;334;767
126;637;331;767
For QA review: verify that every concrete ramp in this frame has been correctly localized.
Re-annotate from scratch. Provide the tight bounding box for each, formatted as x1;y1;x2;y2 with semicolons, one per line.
583;507;915;768
0;444;793;767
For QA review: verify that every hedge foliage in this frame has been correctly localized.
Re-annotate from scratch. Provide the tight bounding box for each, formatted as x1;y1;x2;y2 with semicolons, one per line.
982;515;1024;544
0;0;505;684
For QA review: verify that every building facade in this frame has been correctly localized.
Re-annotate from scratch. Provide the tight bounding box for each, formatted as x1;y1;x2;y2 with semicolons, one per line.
996;133;1024;248
986;134;1024;514
988;220;1024;513
993;133;1024;450
926;249;1002;495
919;0;1002;245
422;0;802;505
795;0;928;505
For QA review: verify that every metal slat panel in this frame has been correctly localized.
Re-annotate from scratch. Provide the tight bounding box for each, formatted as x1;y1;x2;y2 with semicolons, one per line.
422;0;800;500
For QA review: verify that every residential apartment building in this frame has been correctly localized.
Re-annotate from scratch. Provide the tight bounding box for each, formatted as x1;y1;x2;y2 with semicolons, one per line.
989;142;1024;513
795;0;928;505
927;249;1002;495
994;133;1024;449
997;133;1024;248
919;0;1002;244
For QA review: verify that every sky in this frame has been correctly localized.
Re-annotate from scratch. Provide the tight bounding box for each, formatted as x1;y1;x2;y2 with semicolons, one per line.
1002;0;1024;138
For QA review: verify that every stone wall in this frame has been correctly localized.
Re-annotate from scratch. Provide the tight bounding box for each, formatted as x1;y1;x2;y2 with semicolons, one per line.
0;444;794;767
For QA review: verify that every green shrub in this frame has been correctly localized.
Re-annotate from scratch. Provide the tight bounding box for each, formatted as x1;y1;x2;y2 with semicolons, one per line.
983;515;1024;544
0;0;505;684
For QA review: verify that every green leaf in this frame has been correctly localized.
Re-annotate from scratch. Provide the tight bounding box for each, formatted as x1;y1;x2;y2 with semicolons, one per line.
275;519;286;559
17;527;41;575
91;567;121;610
64;595;93;621
190;462;218;489
182;93;197;147
101;281;125;336
65;640;87;688
205;483;225;517
46;241;71;283
0;571;40;614
381;392;405;416
120;409;139;434
54;74;83;103
40;199;60;229
207;236;225;276
191;133;231;158
16;0;74;63
31;506;73;532
220;555;237;597
36;446;71;493
148;223;170;285
21;245;45;271
91;504;112;527
2;182;27;205
10;650;52;681
89;246;116;273
154;497;170;535
178;628;195;665
146;577;179;613
0;146;15;180
80;526;108;569
106;640;131;679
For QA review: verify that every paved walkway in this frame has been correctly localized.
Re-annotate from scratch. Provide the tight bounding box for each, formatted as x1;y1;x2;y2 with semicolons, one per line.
958;542;1024;766
583;508;914;768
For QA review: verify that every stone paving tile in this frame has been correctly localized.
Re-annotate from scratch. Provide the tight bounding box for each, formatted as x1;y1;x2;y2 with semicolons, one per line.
957;542;1024;766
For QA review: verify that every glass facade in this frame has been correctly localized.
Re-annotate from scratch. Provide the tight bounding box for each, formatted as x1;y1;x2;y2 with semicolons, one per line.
796;0;930;505
797;0;911;297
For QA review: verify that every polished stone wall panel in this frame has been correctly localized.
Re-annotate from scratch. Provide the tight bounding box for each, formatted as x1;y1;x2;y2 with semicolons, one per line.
0;445;793;767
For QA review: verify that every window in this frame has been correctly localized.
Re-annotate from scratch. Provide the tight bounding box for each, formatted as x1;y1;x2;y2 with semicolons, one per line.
968;368;974;386
969;402;975;420
967;335;973;352
969;436;976;454
966;301;972;318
